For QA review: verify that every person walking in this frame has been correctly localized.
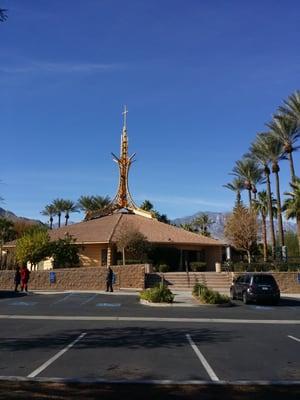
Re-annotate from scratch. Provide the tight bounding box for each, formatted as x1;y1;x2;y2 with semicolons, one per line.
21;265;30;293
106;266;114;292
14;266;21;292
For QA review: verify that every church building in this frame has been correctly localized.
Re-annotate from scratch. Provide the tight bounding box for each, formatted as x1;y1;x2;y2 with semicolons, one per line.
48;107;223;270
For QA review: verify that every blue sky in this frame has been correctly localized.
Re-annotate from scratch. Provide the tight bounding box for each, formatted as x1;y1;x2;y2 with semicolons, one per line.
1;0;300;223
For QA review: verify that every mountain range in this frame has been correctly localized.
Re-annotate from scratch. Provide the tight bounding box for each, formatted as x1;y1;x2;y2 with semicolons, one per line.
172;211;297;240
0;207;43;225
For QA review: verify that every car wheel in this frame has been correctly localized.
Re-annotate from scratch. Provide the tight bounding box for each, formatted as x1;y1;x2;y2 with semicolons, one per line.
230;288;236;300
242;291;248;304
272;298;279;306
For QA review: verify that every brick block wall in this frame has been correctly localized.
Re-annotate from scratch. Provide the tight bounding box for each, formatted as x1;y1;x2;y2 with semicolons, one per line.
0;265;145;291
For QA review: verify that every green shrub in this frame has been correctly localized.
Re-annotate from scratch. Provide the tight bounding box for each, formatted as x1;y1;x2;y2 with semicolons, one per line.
158;264;170;272
140;284;174;303
193;282;230;304
190;262;207;271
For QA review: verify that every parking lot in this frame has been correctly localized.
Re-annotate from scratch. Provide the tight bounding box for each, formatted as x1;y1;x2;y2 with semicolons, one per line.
0;291;299;398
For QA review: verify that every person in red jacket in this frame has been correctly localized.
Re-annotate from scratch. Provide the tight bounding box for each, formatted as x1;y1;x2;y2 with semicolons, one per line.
21;265;30;293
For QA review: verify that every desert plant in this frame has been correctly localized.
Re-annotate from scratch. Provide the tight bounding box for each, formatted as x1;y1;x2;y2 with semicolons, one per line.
140;284;174;303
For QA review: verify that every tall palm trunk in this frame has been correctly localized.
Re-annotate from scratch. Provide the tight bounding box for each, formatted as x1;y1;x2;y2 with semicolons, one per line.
262;215;267;262
287;151;296;182
265;168;276;259
247;189;252;208
297;217;300;256
58;212;61;228
273;165;284;249
65;213;69;226
50;216;53;230
236;191;241;206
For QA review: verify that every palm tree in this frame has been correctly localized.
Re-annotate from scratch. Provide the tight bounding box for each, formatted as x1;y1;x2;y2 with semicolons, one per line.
92;195;111;210
193;213;213;237
267;115;300;182
283;177;300;255
52;198;66;228
77;196;95;218
253;191;276;262
41;204;56;229
77;195;111;218
180;223;197;233
259;132;286;248
140;200;154;211
223;177;245;206
248;134;276;258
278;90;300;124
0;8;7;22
61;200;79;226
231;158;265;207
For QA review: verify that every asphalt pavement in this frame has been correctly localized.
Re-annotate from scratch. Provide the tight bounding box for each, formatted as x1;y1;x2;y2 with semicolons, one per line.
0;290;299;399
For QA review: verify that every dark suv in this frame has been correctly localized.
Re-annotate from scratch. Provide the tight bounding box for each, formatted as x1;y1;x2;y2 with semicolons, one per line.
230;273;280;305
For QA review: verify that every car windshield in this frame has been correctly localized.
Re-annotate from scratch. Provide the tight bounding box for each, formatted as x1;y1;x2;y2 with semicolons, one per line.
253;275;276;285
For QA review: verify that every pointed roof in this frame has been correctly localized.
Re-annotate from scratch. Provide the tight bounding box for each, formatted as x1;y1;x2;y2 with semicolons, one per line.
49;213;223;246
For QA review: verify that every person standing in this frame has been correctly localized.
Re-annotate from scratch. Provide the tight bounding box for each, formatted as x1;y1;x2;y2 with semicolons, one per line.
106;266;114;292
21;265;30;293
14;266;21;292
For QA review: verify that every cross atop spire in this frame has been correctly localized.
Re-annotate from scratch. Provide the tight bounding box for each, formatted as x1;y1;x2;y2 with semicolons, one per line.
122;105;128;130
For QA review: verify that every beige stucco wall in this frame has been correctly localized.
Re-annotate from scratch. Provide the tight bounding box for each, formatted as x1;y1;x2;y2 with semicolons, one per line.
0;264;145;291
79;244;107;267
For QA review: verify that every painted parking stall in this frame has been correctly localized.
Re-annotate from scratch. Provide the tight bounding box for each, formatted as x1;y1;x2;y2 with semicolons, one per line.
0;293;300;382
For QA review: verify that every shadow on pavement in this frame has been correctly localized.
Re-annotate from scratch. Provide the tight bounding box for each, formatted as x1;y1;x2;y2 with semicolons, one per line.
0;382;299;400
0;291;28;300
277;298;300;307
0;327;239;353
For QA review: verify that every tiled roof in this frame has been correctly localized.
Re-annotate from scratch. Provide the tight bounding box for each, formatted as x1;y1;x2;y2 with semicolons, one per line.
48;212;223;246
4;212;224;247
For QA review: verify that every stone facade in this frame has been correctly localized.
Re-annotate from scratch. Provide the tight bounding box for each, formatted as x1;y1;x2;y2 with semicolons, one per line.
0;264;145;291
232;272;300;294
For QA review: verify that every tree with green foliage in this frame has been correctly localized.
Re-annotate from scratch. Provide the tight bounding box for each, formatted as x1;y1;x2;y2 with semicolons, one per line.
193;213;213;237
41;204;56;229
283;177;300;254
179;223;197;233
248;133;276;258
52;198;66;228
115;224;151;265
140;199;170;224
231;158;264;206
140;200;154;211
279;90;300;125
0;8;7;22
268;114;300;182
77;195;111;218
15;227;50;268
0;218;16;268
223;177;245;206
61;200;79;226
256;133;286;248
253;191;276;262
50;234;80;267
224;204;258;264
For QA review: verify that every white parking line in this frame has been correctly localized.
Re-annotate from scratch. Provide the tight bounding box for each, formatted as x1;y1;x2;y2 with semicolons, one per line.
50;293;74;306
1;315;300;324
186;334;219;381
27;332;86;378
288;335;300;343
80;294;98;305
